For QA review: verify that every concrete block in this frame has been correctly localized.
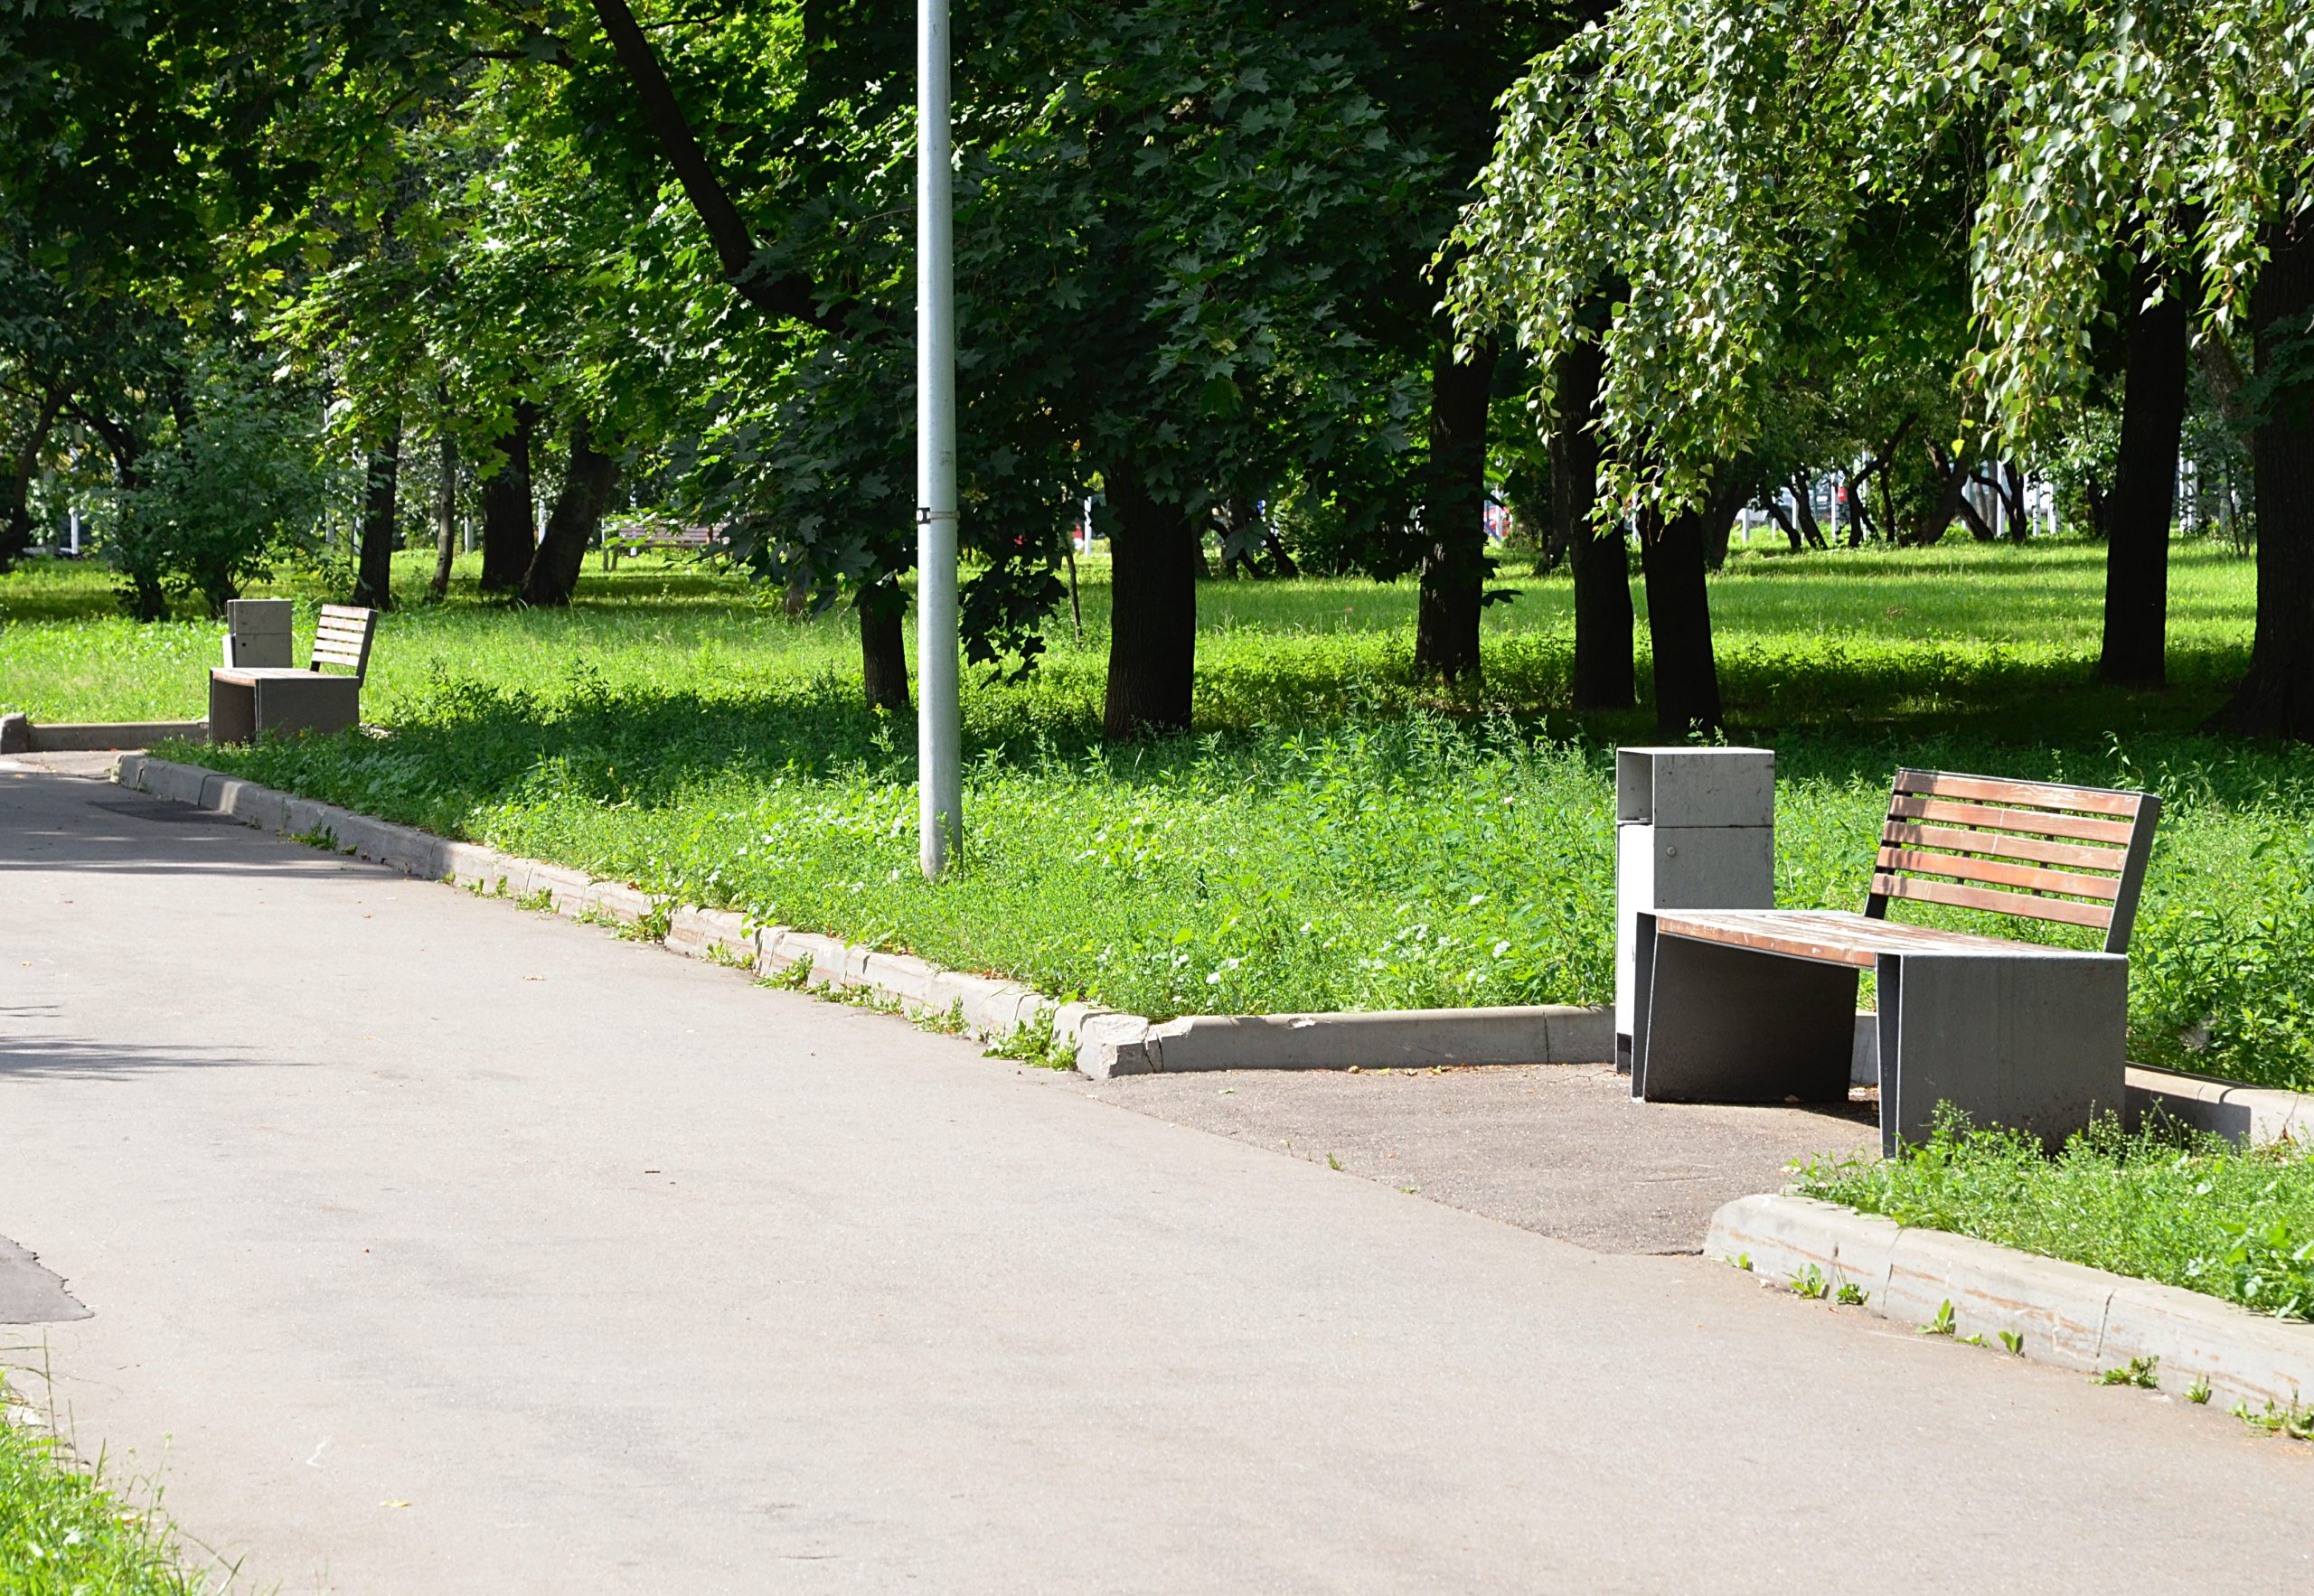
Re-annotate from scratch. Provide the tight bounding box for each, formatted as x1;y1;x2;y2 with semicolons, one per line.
1883;1228;2113;1370
1075;1012;1155;1078
224;597;294;635
225;784;291;834
1614;746;1776;828
521;863;592;914
27;720;207;751
439;842;503;887
142;760;210;806
0;713;28;754
1052;1000;1101;1044
113;753;147;788
1541;1005;1613;1063
1703;1195;1898;1303
967;984;1040;1037
667;906;750;961
839;943;875;990
862;952;936;1005
485;858;534;898
370;823;446;878
2101;1281;2314;1413
588;881;660;926
770;932;847;987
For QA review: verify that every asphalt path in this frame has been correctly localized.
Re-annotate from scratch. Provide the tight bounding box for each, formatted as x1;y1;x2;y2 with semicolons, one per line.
5;759;2310;1593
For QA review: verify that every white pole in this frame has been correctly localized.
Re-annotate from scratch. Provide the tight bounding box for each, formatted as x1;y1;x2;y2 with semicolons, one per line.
917;0;962;878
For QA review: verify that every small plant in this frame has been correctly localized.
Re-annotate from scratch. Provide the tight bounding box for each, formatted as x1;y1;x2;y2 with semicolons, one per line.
914;998;970;1037
1999;1329;2025;1357
983;1006;1074;1068
759;953;816;991
703;938;753;970
1726;1253;1753;1272
629;900;674;943
2231;1395;2314;1441
1920;1300;1957;1338
1789;1264;1829;1300
1327;1153;1344;1171
2186;1375;2213;1404
2097;1356;2161;1389
514;888;555;912
1835;1281;1867;1307
289;824;340;852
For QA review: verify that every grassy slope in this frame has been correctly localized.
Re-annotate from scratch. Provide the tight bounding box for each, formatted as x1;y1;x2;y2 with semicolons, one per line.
5;540;2308;1084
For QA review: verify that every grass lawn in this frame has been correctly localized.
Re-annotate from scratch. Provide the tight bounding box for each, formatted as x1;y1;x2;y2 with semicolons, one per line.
0;1407;210;1592
5;537;2310;1087
1796;1109;2314;1328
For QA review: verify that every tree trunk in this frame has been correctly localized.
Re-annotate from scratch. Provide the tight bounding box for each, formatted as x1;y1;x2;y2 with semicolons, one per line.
479;401;538;593
2216;213;2314;741
1;388;62;570
1789;475;1828;549
430;421;459;601
2099;255;2192;688
1414;339;1499;683
859;577;910;712
520;418;621;607
1101;464;1198;740
1263;528;1299;578
352;422;400;612
1764;494;1806;551
1552;333;1633;710
1640;499;1723;737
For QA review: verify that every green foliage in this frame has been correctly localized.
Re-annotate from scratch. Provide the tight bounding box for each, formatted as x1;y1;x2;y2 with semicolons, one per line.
97;347;324;617
2098;1356;2163;1389
0;1407;209;1593
1799;1107;2314;1321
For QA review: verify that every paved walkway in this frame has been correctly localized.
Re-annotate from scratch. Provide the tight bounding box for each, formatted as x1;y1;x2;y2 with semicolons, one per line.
4;761;2311;1593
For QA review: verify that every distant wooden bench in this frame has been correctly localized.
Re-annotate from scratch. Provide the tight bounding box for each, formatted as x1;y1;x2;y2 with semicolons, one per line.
1632;769;2160;1155
208;605;376;744
599;522;727;570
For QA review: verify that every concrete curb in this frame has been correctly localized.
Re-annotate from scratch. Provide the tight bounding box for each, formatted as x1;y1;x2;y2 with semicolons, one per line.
6;718;209;752
1707;1193;2314;1414
113;756;1622;1078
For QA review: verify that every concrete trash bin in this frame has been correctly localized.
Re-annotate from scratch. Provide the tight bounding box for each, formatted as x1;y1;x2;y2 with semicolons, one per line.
1613;746;1776;1072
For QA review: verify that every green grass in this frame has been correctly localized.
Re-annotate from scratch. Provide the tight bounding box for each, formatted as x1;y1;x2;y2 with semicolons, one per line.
0;1404;212;1593
1796;1108;2314;1322
5;537;2310;1085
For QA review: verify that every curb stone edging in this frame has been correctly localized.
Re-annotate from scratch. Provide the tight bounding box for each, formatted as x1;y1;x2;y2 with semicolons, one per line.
112;756;1617;1077
1707;1193;2314;1417
95;756;2314;1123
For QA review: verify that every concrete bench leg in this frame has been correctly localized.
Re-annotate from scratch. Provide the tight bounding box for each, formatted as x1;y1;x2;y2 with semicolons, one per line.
208;676;258;745
1877;951;2129;1157
1632;915;1856;1105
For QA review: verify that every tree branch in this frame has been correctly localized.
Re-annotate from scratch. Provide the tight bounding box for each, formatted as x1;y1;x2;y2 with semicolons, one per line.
588;0;827;327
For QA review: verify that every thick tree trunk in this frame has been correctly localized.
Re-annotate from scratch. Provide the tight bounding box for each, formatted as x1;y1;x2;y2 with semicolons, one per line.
859;578;910;712
430;424;459;601
352;422;400;612
1552;334;1633;710
520;418;621;607
1414;340;1500;682
479;401;538;593
1640;500;1723;737
2100;255;2192;688
2216;214;2314;741
1101;465;1198;740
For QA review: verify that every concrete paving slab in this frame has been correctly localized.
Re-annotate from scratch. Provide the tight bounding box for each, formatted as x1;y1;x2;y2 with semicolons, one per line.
7;762;2314;1594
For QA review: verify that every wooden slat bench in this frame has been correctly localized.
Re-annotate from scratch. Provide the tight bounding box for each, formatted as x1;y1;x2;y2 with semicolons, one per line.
1631;769;2160;1154
599;522;727;570
208;605;377;743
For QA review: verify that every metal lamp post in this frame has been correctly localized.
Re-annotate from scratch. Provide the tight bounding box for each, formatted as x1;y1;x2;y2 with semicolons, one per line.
917;0;963;877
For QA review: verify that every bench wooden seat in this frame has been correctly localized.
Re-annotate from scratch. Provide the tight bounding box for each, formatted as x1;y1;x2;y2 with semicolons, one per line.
599;522;727;570
1632;768;2160;1155
209;605;377;743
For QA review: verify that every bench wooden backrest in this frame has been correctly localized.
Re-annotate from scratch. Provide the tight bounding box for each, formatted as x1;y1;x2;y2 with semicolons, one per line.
312;605;377;685
1868;769;2159;953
